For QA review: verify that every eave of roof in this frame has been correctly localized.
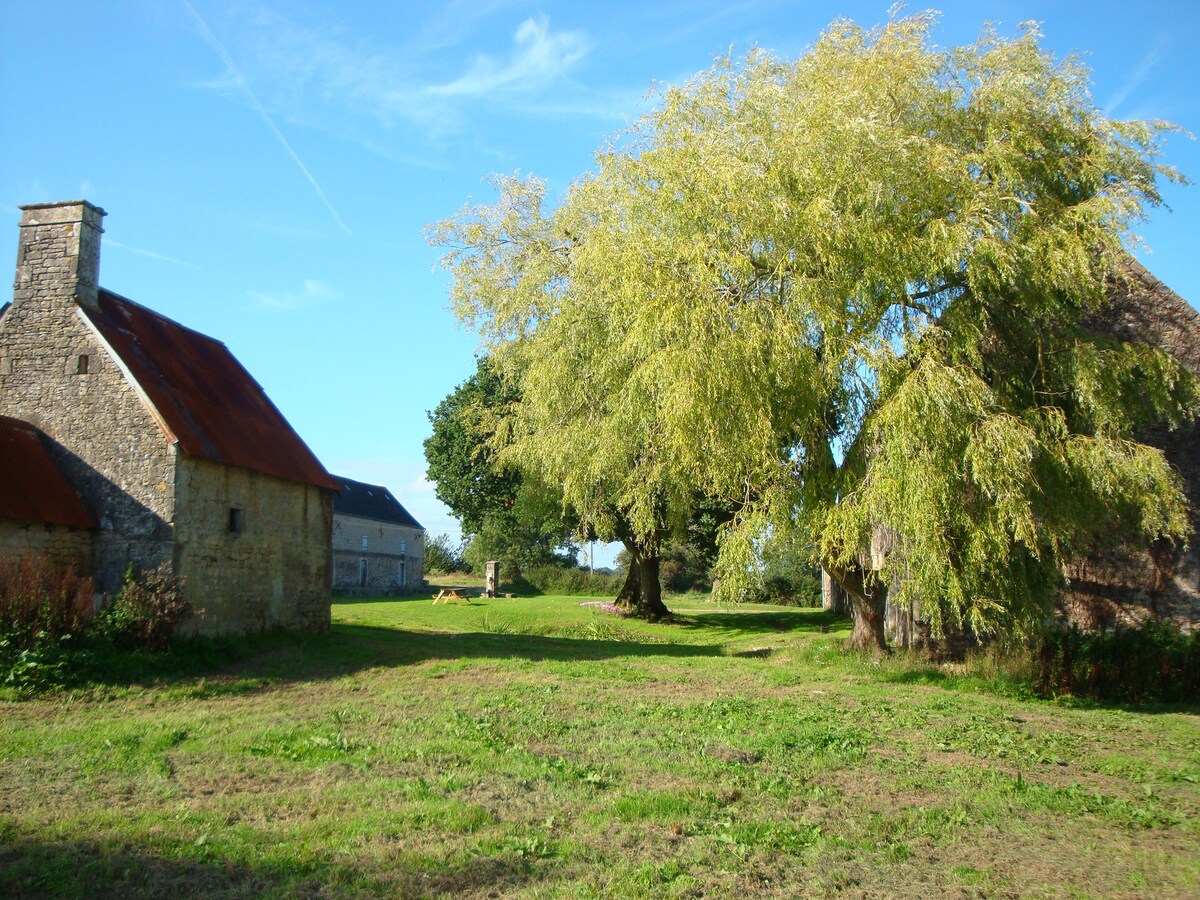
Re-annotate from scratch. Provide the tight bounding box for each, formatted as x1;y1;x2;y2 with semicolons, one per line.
0;416;96;528
332;475;424;529
82;289;339;491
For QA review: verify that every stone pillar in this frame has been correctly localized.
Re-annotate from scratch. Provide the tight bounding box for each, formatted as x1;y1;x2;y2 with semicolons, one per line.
13;201;106;312
485;560;500;598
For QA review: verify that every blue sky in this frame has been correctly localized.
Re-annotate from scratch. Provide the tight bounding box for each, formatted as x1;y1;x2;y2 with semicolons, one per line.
2;1;1198;566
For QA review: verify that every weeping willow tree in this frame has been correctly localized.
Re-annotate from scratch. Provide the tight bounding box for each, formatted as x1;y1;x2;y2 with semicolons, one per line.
430;13;1198;645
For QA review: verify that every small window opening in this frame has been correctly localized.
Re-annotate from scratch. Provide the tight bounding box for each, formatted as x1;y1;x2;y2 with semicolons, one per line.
398;540;406;555
77;355;89;375
360;535;369;551
228;508;243;533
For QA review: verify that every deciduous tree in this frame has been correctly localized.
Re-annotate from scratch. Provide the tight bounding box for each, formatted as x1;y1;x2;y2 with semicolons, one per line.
431;13;1198;648
424;357;579;573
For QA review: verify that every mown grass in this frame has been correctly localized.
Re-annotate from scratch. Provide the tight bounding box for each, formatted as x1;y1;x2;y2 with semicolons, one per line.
1;594;1197;898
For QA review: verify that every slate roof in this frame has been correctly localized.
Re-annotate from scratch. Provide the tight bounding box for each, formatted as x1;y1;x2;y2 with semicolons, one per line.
83;289;339;491
332;476;423;529
0;416;96;528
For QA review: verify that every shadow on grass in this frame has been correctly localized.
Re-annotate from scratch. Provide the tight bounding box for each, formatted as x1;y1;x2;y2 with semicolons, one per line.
670;608;848;635
63;623;727;691
236;624;725;681
0;834;548;899
876;656;1200;713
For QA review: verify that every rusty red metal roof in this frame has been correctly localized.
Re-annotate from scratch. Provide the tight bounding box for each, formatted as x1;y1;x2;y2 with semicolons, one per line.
82;290;339;491
0;416;96;528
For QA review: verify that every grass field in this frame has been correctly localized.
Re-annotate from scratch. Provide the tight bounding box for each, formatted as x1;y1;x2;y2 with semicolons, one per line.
1;594;1197;898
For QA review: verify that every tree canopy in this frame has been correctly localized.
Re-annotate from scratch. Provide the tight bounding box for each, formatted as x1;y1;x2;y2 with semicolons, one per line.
424;357;578;572
431;13;1198;647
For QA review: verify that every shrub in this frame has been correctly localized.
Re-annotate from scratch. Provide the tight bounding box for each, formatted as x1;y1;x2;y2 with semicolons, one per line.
97;565;190;651
0;556;94;649
425;533;466;575
1033;621;1200;704
516;564;626;597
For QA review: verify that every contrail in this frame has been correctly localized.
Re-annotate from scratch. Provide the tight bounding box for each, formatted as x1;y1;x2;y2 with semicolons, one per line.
180;0;352;235
106;239;202;270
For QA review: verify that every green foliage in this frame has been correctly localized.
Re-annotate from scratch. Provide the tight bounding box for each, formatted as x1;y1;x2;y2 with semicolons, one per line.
96;565;189;651
0;556;95;693
759;532;822;606
1033;621;1200;703
424;356;579;572
424;357;522;537
1;559;191;693
432;12;1196;640
513;564;626;597
424;533;466;575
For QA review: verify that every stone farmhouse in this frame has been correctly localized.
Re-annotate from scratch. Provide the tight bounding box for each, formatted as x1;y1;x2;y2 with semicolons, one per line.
0;201;338;634
331;475;425;594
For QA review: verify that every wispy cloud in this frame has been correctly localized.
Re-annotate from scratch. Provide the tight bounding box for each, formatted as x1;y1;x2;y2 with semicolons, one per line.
192;6;628;151
248;278;340;311
180;0;352;234
428;16;589;98
106;239;201;270
1105;36;1168;117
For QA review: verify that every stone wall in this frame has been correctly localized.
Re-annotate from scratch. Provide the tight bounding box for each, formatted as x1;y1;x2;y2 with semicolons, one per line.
1066;261;1200;631
0;202;175;592
173;457;332;634
0;521;93;575
332;512;424;593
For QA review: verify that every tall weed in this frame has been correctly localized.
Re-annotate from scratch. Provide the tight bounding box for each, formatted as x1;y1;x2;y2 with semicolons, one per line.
0;556;94;648
97;565;190;651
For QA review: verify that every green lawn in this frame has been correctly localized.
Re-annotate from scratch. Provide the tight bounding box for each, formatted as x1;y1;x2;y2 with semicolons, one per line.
1;595;1197;898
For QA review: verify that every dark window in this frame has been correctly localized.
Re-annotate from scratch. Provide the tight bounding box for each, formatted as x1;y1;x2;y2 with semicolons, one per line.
359;558;368;587
77;355;89;375
228;508;243;533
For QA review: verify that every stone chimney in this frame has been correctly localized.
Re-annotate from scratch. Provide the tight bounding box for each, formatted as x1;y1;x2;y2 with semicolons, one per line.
12;200;106;311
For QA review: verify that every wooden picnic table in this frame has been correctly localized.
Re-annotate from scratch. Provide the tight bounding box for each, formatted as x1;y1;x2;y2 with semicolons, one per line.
432;589;467;605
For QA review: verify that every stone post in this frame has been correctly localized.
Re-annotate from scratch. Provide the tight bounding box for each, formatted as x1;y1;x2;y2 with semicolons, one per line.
485;560;500;598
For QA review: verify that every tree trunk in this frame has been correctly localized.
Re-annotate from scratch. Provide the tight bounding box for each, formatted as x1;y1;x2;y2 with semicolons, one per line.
636;553;671;621
614;538;671;621
829;564;890;655
616;549;641;608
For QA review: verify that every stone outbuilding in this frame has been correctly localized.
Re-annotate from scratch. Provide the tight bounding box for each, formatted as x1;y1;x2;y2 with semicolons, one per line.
1063;260;1200;630
0;200;338;634
332;475;425;594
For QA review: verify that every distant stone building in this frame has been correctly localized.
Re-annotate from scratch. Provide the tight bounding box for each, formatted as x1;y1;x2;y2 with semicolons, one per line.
0;200;337;634
331;475;424;594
